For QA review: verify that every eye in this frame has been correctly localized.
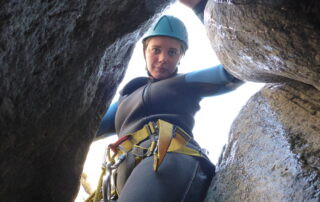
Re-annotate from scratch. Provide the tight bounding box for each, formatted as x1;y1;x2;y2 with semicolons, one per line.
168;49;178;57
151;47;160;54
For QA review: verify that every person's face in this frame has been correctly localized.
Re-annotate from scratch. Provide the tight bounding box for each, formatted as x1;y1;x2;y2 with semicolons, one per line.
145;36;182;80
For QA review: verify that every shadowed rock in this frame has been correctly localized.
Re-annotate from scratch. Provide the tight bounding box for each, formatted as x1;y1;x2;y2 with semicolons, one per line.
1;0;319;201
0;0;173;201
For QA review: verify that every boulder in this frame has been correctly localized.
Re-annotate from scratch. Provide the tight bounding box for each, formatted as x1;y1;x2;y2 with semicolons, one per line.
205;0;320;90
205;82;320;201
204;0;320;201
0;0;173;201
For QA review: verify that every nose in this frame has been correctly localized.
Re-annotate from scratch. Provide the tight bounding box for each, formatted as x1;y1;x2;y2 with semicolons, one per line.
158;52;169;63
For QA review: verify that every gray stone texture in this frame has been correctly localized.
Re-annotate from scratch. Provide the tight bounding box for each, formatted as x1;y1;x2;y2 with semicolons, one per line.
205;0;320;90
205;0;320;201
1;0;319;201
0;0;173;201
205;82;320;201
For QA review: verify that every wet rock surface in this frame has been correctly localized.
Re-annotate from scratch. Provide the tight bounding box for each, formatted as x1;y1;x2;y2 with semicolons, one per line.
205;0;320;201
0;0;172;201
205;0;320;90
205;82;320;201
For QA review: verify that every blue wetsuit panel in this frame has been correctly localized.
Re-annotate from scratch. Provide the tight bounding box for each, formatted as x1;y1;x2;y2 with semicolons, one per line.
185;64;233;84
95;101;118;139
185;64;243;97
96;65;243;138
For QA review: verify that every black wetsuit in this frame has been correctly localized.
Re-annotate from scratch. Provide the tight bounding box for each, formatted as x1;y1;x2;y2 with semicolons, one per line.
97;65;243;201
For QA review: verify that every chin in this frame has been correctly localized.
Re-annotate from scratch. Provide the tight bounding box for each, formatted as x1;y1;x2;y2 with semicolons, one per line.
155;75;168;80
151;73;164;79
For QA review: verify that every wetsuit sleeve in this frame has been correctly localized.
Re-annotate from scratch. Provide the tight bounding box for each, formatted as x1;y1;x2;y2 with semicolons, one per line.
95;101;118;140
185;64;244;96
192;0;208;23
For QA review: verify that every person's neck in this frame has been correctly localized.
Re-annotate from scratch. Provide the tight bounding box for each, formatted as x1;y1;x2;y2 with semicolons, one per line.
149;71;178;82
147;68;178;82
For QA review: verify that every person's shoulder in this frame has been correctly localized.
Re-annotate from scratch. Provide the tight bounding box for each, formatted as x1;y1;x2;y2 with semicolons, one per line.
120;77;149;96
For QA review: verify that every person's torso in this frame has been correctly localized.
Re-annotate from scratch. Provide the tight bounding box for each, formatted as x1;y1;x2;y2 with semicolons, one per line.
115;74;203;137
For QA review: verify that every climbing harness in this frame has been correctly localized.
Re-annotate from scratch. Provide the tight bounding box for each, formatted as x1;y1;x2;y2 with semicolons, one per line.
85;119;207;202
84;155;125;202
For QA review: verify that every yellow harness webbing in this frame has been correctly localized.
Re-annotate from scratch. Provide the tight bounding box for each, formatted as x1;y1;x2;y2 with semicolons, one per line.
85;119;205;202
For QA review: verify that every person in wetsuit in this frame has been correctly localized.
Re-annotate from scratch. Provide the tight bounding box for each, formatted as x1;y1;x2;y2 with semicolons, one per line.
95;1;244;201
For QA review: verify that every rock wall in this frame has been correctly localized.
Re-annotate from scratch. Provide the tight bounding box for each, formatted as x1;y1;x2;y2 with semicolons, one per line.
205;0;320;90
1;0;319;201
0;0;173;201
205;82;320;201
205;0;320;201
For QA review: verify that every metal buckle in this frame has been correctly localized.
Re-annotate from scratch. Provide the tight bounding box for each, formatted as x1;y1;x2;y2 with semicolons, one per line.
145;121;159;157
146;121;158;136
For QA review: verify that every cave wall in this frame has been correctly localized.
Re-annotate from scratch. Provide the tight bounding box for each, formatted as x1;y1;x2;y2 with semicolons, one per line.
1;0;319;201
204;0;320;201
0;0;173;201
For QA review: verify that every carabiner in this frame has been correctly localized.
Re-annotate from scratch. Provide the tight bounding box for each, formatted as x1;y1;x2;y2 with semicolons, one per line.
104;154;126;202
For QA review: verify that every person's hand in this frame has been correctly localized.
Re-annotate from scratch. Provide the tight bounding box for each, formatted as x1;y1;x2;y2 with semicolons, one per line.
179;0;201;8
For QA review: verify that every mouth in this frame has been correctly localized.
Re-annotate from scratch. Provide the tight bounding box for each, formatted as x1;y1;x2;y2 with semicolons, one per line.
155;67;167;73
155;68;167;74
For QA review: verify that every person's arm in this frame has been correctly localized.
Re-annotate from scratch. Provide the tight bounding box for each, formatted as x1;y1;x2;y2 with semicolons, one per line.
180;0;243;94
180;0;208;22
179;0;202;8
94;101;118;140
185;64;244;96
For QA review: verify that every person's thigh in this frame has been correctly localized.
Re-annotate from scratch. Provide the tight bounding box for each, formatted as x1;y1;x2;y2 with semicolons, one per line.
118;153;213;202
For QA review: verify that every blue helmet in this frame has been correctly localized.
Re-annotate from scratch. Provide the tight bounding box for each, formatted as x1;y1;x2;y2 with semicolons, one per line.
143;15;188;49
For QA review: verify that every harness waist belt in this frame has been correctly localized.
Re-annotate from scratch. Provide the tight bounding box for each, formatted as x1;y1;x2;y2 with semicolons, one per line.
86;120;207;202
107;119;205;171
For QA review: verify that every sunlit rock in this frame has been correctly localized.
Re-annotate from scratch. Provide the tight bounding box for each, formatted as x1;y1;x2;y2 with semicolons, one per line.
205;82;320;201
205;1;320;200
205;0;320;90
